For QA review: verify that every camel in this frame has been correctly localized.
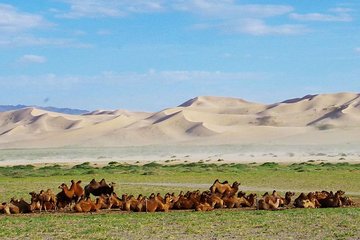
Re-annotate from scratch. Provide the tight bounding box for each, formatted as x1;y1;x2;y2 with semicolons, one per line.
10;198;32;213
56;183;75;209
173;192;199;210
74;197;105;213
205;193;224;208
195;194;214;211
301;199;316;208
29;192;41;211
318;191;342;208
282;192;296;207
257;197;281;210
145;195;172;212
294;193;307;208
59;183;75;200
235;192;257;207
72;180;85;202
210;179;232;194
106;193;124;209
223;181;241;197
0;202;11;215
85;179;115;198
39;189;57;211
124;195;141;212
195;202;213;211
294;192;320;208
340;196;354;206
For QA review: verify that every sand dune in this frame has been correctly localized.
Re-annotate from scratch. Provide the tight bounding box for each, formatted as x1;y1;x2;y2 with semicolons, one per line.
1;92;360;148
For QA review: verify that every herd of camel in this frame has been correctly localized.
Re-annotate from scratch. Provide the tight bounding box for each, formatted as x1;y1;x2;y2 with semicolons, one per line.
0;179;355;214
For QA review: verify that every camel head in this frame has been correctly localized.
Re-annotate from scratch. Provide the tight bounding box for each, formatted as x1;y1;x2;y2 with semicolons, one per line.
232;181;240;188
285;192;295;198
237;191;246;198
336;190;345;196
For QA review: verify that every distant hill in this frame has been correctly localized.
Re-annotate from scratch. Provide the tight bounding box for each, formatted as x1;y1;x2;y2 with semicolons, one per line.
0;105;89;115
0;92;360;148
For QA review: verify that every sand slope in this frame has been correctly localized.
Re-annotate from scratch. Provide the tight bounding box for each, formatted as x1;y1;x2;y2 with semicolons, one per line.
1;92;360;148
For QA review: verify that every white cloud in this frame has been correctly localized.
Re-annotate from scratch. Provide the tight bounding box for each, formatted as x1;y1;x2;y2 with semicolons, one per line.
0;4;50;32
0;35;93;48
173;1;304;35
173;1;293;19
57;0;165;18
355;47;360;54
290;8;352;22
18;54;47;64
194;19;307;36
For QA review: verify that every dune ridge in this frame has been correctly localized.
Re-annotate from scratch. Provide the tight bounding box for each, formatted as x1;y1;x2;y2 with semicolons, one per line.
1;92;360;148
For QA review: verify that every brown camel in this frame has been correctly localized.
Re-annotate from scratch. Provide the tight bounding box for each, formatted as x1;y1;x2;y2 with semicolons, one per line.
10;198;32;213
145;195;172;212
282;192;296;206
84;179;115;198
257;197;281;210
74;197;105;213
0;202;11;215
318;191;342;208
106;193;124;209
73;180;85;202
29;192;41;211
223;181;241;197
210;179;232;194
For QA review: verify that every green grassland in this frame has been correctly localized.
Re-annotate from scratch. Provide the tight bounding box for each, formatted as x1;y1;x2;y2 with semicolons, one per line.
0;162;359;239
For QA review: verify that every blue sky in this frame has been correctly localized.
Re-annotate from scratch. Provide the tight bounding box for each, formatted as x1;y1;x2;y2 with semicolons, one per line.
0;0;359;111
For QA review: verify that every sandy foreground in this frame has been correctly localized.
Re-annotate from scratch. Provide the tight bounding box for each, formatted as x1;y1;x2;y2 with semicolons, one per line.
0;144;359;166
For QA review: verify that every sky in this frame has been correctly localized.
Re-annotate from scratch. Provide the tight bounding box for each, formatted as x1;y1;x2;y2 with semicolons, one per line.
0;0;360;111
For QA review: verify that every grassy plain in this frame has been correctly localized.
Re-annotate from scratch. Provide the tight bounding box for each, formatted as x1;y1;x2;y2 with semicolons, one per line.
0;162;359;239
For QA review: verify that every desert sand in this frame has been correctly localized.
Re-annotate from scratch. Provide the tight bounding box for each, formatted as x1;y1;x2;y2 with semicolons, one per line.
0;92;360;165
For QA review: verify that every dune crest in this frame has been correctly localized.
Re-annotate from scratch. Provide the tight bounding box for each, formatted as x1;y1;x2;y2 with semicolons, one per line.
1;92;360;148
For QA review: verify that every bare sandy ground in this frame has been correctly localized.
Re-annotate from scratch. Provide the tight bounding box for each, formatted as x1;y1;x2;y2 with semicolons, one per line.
0;144;359;166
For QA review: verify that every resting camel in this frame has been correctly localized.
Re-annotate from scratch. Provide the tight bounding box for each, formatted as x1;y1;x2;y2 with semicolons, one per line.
106;193;124;209
205;193;224;208
29;192;41;211
10;198;32;213
39;189;57;211
257;197;281;210
236;191;257;207
301;199;316;208
318;191;342;208
0;202;11;215
74;197;105;213
294;192;320;208
195;194;214;211
145;195;172;212
124;195;141;212
173;192;199;210
210;179;232;194
341;196;354;206
282;192;296;207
